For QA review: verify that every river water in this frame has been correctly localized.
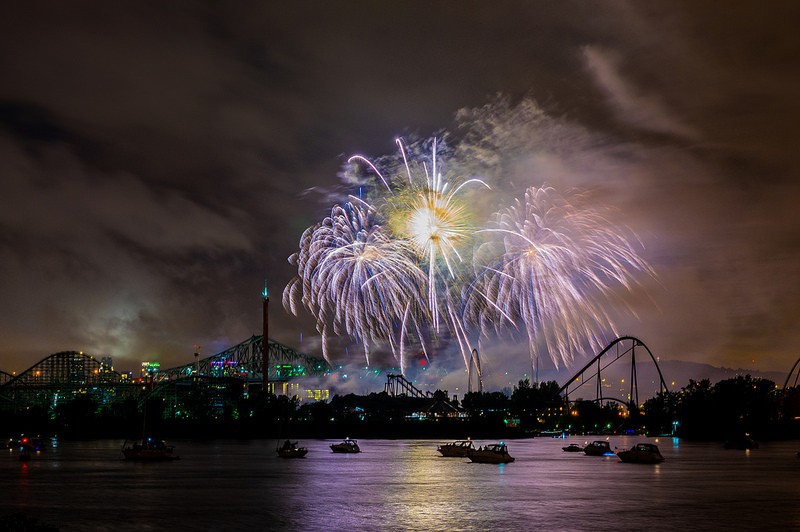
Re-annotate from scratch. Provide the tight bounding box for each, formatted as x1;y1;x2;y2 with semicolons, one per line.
2;436;799;531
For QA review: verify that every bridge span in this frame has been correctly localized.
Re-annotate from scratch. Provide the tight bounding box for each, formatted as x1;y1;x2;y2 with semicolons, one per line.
153;335;331;385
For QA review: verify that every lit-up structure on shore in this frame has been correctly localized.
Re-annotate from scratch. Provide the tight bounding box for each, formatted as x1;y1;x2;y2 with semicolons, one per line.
0;351;130;407
0;287;333;411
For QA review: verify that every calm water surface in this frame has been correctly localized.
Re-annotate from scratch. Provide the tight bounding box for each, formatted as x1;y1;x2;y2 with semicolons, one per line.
2;437;800;531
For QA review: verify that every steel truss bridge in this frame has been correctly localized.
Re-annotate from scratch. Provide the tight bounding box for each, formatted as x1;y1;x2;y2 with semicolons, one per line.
152;335;331;383
558;336;669;410
0;336;330;408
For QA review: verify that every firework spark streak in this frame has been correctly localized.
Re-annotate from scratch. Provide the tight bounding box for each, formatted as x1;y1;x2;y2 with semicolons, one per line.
283;201;429;366
378;138;490;332
463;186;653;375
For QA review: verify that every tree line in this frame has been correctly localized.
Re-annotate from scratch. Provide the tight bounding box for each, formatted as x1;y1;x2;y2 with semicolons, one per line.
2;374;799;441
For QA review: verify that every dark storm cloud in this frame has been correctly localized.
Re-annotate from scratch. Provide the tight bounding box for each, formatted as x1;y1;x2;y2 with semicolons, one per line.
0;1;798;382
573;1;800;371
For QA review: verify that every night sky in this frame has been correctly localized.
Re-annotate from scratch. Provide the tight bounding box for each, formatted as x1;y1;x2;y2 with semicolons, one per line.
2;1;799;383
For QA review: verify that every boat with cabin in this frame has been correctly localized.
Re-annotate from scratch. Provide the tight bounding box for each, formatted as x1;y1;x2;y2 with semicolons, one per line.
616;443;665;464
583;440;612;456
723;434;759;450
122;437;179;461
277;440;308;458
330;438;360;453
468;443;515;464
437;439;475;457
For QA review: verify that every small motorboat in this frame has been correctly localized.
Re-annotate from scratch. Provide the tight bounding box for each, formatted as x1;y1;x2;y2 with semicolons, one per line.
437;439;475;457
122;437;179;461
277;440;308;458
330;438;360;453
16;435;44;461
562;443;584;453
724;434;759;450
16;436;47;452
468;443;515;464
583;440;612;456
19;445;33;462
617;443;665;464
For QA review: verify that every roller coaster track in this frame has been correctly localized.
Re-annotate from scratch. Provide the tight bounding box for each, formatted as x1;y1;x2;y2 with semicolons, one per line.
783;356;800;392
0;371;15;404
1;370;15;386
0;336;330;407
558;336;668;409
1;351;125;389
384;374;432;398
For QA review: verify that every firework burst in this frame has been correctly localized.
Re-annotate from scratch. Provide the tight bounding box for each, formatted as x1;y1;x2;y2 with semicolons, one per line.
464;186;653;376
283;200;429;367
362;138;491;332
286;134;652;378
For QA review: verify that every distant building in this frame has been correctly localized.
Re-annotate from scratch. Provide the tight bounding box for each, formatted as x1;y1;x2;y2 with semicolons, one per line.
305;388;330;401
141;361;160;379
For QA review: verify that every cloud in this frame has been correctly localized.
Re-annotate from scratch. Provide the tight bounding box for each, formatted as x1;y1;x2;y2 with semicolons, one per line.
582;45;699;140
0;131;257;367
1;1;799;383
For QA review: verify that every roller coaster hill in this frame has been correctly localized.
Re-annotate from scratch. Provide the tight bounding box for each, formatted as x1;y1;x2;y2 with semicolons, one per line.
4;333;800;440
0;334;332;418
0;335;668;428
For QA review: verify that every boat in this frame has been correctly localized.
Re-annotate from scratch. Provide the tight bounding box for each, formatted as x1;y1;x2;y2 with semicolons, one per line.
15;435;47;452
617;443;665;464
277;440;308;458
583;440;612;456
437;439;475;457
122;437;179;461
18;444;33;462
467;443;515;464
16;435;45;461
330;438;360;453
724;434;759;450
562;443;584;452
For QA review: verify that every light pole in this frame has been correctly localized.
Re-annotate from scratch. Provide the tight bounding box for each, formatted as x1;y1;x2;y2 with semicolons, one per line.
268;280;269;393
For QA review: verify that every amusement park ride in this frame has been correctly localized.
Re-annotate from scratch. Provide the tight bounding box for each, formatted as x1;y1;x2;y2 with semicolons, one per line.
3;284;800;412
0;287;330;408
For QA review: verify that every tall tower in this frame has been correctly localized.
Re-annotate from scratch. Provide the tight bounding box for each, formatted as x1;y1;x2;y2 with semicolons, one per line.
268;280;269;393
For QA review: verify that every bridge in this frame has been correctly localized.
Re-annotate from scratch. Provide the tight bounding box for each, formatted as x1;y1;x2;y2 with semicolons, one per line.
152;335;331;384
558;336;669;410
